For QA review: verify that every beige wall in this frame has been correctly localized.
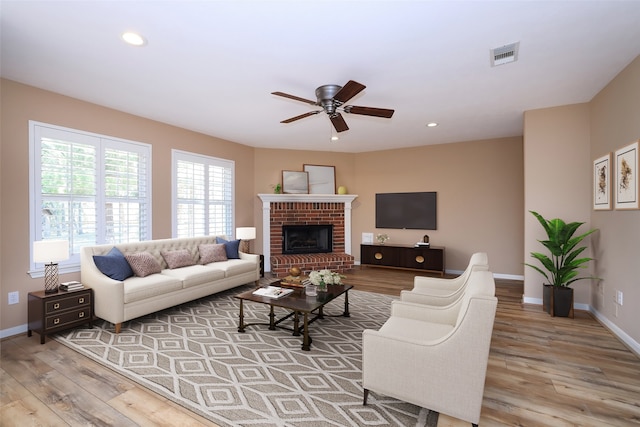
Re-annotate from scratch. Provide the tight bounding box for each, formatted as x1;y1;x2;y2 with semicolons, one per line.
523;104;592;307
0;79;255;334
352;138;524;275
589;55;640;343
523;55;640;348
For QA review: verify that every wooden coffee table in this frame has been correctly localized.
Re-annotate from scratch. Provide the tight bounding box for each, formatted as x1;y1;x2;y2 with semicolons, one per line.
235;282;353;351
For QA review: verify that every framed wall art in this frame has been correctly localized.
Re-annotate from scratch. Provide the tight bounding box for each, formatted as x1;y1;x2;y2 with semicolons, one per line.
303;164;336;194
593;153;611;210
282;170;309;194
614;140;638;210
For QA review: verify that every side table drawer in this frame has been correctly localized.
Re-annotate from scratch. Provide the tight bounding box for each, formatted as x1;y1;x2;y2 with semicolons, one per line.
45;307;92;329
45;292;91;314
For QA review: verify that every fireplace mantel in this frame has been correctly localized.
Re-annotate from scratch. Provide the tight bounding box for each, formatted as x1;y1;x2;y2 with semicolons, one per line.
257;194;358;273
258;194;357;204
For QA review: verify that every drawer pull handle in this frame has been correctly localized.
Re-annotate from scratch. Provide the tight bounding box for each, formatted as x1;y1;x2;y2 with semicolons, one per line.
53;303;60;310
415;255;425;263
79;298;85;304
79;312;85;318
54;318;60;325
374;252;383;260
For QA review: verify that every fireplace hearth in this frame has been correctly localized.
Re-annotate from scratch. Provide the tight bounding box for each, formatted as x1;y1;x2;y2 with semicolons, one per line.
282;224;333;254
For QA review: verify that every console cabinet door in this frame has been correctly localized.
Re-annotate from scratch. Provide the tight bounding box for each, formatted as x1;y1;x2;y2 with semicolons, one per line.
360;245;399;266
400;247;444;271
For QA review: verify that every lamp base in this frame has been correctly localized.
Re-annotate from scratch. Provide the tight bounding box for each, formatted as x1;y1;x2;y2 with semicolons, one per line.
239;240;251;254
44;263;59;294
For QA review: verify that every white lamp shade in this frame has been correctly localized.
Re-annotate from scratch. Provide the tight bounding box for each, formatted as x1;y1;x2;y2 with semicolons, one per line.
236;227;256;240
33;240;69;263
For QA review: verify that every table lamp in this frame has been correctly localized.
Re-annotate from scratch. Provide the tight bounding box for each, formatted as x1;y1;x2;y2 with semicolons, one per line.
33;240;69;293
236;227;256;254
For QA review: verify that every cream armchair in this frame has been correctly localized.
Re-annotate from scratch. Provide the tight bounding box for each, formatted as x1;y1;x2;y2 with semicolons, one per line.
400;252;489;306
362;270;497;427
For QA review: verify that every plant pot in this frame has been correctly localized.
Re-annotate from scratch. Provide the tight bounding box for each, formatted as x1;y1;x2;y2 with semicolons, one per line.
543;284;574;318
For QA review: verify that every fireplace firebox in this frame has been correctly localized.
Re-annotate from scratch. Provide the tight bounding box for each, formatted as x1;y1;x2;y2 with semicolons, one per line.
282;225;333;255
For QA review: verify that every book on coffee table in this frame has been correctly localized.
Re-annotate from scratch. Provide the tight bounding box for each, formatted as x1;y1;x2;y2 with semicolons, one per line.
252;286;294;299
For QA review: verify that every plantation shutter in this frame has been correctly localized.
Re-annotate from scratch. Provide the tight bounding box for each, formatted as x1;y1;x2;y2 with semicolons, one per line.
172;150;234;238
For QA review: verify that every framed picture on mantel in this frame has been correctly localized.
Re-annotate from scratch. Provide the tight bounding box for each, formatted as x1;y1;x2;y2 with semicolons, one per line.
282;170;309;194
303;164;336;194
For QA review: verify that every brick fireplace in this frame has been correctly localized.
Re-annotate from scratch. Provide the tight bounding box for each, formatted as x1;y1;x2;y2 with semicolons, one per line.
258;194;357;277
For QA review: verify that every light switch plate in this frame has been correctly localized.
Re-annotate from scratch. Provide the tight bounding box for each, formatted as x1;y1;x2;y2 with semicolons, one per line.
8;291;19;305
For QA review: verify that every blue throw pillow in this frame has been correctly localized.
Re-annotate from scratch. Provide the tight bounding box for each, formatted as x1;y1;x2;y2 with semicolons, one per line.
216;237;241;259
93;247;134;281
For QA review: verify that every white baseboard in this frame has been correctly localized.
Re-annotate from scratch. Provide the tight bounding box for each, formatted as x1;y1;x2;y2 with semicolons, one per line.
589;308;640;357
1;324;28;340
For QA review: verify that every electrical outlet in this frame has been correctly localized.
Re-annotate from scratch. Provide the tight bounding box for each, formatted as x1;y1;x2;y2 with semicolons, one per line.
8;291;19;305
616;290;624;306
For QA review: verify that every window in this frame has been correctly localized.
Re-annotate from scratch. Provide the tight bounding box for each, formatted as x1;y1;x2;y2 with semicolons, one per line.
29;121;151;275
172;150;234;238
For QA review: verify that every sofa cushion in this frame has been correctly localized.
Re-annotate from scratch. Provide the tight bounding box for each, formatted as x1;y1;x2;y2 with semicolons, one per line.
198;243;228;264
123;275;183;303
93;247;134;281
162;264;225;288
125;252;162;277
161;249;196;269
216;237;241;259
205;259;256;277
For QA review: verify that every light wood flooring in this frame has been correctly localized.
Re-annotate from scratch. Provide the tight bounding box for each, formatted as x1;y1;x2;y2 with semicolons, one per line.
2;267;640;426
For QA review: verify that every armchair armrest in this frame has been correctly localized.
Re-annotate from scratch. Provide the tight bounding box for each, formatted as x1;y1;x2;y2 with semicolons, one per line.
400;288;464;306
390;299;461;325
413;274;464;290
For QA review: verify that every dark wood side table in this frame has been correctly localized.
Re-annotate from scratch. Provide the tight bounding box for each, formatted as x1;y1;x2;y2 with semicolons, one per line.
28;288;93;344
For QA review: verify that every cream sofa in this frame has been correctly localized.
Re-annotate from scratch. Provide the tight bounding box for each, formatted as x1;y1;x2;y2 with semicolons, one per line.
80;236;260;333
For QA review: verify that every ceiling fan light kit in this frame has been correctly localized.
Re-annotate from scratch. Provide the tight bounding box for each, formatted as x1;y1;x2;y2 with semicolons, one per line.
272;80;394;133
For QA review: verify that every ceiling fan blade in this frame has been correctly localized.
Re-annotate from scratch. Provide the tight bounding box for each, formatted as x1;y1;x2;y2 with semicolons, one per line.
272;91;317;105
280;111;321;123
344;105;395;118
330;113;349;132
333;80;366;104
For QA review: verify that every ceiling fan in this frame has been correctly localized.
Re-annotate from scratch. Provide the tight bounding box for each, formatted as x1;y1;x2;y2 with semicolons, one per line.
272;80;394;133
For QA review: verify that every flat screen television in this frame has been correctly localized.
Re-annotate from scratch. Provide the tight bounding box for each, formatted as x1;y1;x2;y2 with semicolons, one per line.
375;192;437;230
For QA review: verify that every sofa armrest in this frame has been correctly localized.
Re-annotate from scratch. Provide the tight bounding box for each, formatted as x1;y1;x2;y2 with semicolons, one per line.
239;251;260;263
80;247;125;325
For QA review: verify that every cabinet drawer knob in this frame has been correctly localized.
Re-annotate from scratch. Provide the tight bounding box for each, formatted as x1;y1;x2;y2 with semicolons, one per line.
53;303;60;310
79;298;85;304
53;318;60;325
415;255;425;263
78;312;85;318
374;252;383;260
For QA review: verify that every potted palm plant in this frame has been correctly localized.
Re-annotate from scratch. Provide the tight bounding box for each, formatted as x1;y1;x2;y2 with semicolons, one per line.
525;211;597;318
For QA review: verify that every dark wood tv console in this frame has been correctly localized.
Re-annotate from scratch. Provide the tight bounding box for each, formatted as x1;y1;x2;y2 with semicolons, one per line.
360;244;445;276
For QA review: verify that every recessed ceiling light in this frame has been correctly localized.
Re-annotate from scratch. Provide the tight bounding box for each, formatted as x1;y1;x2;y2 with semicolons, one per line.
331;135;339;141
426;122;438;127
122;32;146;46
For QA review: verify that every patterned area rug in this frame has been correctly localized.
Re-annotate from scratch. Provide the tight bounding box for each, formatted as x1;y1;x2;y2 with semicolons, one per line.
55;284;439;427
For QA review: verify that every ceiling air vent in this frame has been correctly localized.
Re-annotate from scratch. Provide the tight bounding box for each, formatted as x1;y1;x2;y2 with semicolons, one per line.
490;42;519;67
